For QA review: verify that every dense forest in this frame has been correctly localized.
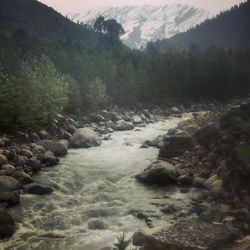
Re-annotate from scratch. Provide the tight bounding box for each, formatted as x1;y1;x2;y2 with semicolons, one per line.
0;0;249;131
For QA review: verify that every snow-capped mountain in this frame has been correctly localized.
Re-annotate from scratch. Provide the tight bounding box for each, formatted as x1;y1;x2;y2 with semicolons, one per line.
68;5;212;49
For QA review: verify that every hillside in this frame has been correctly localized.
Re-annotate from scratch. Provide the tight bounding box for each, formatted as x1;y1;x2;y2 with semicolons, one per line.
69;5;211;49
148;1;250;53
0;0;102;48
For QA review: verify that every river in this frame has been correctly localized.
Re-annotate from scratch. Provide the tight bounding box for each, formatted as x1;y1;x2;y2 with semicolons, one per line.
3;114;199;250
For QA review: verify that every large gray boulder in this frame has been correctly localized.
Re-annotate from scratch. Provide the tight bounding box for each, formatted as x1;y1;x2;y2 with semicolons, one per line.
159;136;193;159
0;191;20;206
136;161;178;186
0;209;15;239
113;120;134;131
69;128;101;148
40;140;68;157
142;219;239;250
0;176;20;192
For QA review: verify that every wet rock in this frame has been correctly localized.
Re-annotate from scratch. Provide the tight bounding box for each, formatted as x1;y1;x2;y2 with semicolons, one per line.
144;135;164;148
142;219;239;250
0;209;15;239
26;157;41;172
122;115;132;122
170;107;181;114
113;120;134;131
2;164;16;175
133;115;143;124
0;154;8;167
69;128;101;148
12;171;34;184
62;131;72;140
136;161;178;186
161;204;178;214
194;124;220;147
24;183;53;195
88;219;108;230
40;140;68;157
41;151;59;166
159;136;193;159
91;114;105;123
0;191;20;206
0;176;20;192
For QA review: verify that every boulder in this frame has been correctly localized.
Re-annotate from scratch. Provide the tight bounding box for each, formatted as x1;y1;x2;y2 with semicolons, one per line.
136;161;178;186
41;151;59;166
142;219;239;250
113;120;134;131
40;140;67;157
159;136;193;159
0;209;15;239
193;176;206;188
19;149;33;158
0;154;8;167
0;176;20;192
0;191;20;206
132;115;143;124
69;128;101;148
194;124;220;147
12;171;34;184
88;219;108;230
2;164;16;175
26;157;41;172
205;175;223;195
38;130;49;140
178;175;193;185
170;107;181;114
133;230;148;246
24;183;53;195
91;114;105;123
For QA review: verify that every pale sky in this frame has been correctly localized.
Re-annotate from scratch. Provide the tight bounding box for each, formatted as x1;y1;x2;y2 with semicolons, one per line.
39;0;246;14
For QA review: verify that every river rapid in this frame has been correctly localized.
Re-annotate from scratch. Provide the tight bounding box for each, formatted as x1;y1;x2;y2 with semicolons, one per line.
3;114;199;250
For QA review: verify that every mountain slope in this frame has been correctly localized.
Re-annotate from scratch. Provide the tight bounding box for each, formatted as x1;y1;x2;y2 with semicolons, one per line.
148;1;250;53
0;0;102;48
69;5;211;49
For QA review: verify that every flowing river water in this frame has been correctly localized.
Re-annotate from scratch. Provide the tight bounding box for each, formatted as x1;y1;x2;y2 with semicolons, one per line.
3;114;200;250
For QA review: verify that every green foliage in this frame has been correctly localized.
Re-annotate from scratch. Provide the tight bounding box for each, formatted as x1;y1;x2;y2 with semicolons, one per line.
0;55;68;130
113;233;131;250
87;77;108;108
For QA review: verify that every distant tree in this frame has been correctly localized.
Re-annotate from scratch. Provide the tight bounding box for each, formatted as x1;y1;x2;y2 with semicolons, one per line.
94;16;105;33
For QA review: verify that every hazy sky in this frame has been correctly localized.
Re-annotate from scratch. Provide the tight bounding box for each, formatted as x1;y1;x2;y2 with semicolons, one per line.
39;0;246;14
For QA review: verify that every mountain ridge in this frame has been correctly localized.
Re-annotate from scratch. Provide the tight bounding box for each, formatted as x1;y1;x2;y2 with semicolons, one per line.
68;4;212;49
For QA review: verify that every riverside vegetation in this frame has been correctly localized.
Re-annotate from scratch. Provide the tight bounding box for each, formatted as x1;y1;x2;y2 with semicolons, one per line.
0;0;250;249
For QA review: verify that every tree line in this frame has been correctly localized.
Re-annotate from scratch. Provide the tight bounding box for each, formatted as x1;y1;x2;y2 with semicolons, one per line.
0;16;249;131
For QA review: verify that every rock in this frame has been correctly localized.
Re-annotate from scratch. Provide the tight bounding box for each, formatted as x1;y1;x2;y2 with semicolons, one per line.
144;135;164;148
69;128;101;148
24;183;53;195
0;209;15;239
0;154;8;167
38;130;49;140
122;115;132;122
132;115;143;124
0;176;20;192
205;175;223;195
113;120;134;131
12;171;34;184
159;136;193;159
41;151;59;166
194;124;220;147
2;164;16;175
236;143;250;171
142;219;239;250
40;140;67;157
0;191;20;206
133;230;148;246
26;157;41;172
88;219;108;230
178;175;193;185
193;176;206;188
62;131;72;140
136;161;178;186
19;149;33;158
170;107;181;114
91;114;106;123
